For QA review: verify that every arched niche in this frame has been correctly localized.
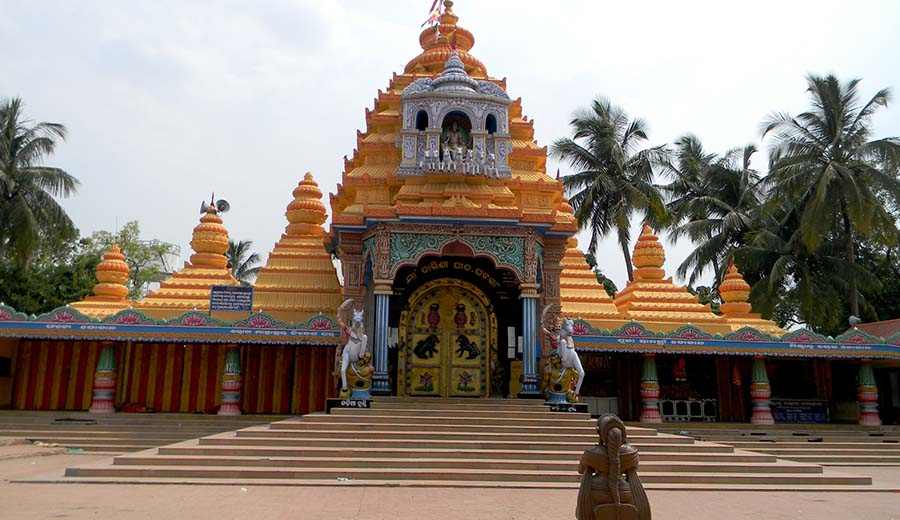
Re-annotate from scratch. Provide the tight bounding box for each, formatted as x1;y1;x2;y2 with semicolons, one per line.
440;110;473;159
486;113;498;135
415;110;429;131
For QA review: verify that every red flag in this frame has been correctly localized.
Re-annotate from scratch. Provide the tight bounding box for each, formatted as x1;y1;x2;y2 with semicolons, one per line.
420;0;443;27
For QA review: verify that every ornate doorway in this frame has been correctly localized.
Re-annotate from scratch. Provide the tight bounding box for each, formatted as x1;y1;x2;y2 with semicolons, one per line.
399;278;495;397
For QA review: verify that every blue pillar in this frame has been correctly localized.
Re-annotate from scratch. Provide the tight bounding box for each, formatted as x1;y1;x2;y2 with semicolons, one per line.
372;288;391;394
519;293;541;397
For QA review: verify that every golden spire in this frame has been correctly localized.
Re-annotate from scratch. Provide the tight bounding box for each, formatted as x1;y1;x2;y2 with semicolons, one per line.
253;172;343;323
189;203;229;269
285;172;327;237
613;224;728;331
719;261;752;316
92;245;130;300
718;260;784;334
405;0;486;75
558;237;625;327
133;200;237;318
71;244;132;318
632;224;666;280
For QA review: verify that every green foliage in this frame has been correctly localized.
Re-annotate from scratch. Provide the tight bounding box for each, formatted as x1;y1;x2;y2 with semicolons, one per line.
661;135;764;286
81;221;180;298
226;239;262;285
0;234;98;315
583;252;618;297
0;97;80;265
761;74;900;317
687;285;721;314
553;97;668;282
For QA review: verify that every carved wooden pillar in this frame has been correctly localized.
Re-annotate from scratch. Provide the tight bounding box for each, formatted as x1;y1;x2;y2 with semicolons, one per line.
338;233;364;302
750;356;775;425
857;361;881;426
639;354;662;423
519;231;541;397
218;346;242;416
540;239;565;357
371;225;392;395
89;342;116;414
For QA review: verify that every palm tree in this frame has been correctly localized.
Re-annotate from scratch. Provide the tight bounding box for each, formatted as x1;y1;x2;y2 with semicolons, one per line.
0;98;79;264
762;74;900;317
552;97;668;281
741;205;859;334
661;135;764;286
226;239;261;285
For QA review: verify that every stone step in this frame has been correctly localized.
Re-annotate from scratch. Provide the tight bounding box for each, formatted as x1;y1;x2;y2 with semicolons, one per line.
0;421;257;431
690;435;900;443
64;465;870;485
302;413;594;427
0;414;282;425
769;454;900;463
755;448;900;456
157;444;774;462
233;427;692;444
0;429;220;440
198;436;732;453
42;443;149;452
111;454;823;474
332;407;591;419
268;421;606;435
374;398;548;407
23;437;174;447
726;441;900;450
373;403;552;412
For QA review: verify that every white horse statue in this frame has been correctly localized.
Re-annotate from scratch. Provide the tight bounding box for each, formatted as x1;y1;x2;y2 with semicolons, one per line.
542;305;585;399
337;299;368;395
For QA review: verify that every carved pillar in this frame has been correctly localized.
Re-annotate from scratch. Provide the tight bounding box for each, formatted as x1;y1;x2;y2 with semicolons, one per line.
372;285;391;395
639;354;662;423
89;342;116;414
540;239;565;356
371;225;392;395
519;286;541;397
750;356;775;425
218;347;242;416
857;361;881;426
338;232;364;302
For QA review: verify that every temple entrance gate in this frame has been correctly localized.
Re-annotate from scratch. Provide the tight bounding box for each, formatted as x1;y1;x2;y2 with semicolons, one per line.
399;279;495;397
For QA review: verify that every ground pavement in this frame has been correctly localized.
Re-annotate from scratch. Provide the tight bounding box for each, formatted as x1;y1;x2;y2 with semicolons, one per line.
1;449;898;520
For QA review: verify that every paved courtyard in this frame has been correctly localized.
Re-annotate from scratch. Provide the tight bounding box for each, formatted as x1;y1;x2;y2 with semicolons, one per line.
1;449;898;520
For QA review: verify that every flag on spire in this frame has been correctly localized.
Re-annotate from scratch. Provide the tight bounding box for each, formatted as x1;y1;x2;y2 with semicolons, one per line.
421;0;443;27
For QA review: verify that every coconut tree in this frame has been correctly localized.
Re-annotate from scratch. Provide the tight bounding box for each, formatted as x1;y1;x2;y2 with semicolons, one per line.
226;239;261;285
0;97;79;265
552;97;668;281
661;135;765;286
761;74;900;317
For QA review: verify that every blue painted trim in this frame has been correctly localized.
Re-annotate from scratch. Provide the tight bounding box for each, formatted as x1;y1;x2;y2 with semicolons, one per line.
575;334;900;359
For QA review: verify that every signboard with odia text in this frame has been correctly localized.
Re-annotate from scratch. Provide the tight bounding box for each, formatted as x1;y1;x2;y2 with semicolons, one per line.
209;285;253;313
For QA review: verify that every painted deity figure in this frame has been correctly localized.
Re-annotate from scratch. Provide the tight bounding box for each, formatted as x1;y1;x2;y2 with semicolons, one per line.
558;317;585;397
576;415;651;520
541;306;585;401
337;299;369;395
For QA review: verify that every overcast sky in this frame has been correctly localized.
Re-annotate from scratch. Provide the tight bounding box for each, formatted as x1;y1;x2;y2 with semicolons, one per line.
2;0;899;289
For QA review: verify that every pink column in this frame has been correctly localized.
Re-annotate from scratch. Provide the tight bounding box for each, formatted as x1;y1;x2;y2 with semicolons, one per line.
750;356;774;425
639;354;662;423
89;343;116;414
857;361;881;426
218;347;242;416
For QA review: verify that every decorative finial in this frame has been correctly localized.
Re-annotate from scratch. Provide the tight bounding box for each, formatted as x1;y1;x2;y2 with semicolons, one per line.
632;224;666;280
719;261;752;316
285;172;327;237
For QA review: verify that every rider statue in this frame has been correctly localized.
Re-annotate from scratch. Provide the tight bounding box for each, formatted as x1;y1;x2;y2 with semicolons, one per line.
337;299;370;399
541;305;585;402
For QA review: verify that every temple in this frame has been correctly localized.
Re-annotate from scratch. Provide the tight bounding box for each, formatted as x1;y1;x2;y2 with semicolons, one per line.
0;1;897;426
